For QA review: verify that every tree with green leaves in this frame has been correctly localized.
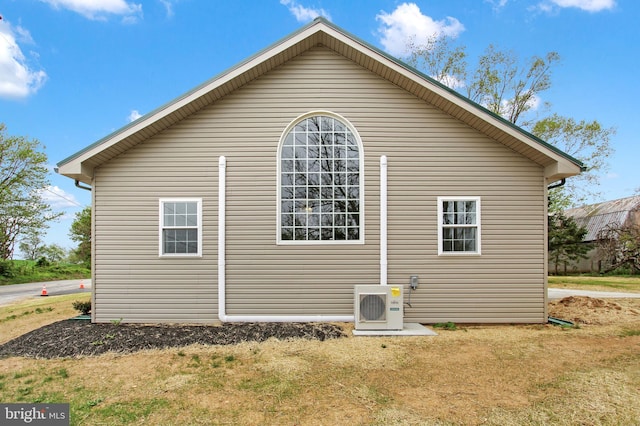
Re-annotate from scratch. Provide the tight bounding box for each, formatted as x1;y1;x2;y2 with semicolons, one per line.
69;206;91;266
408;35;468;92
406;37;614;210
19;229;68;263
548;212;590;275
408;36;559;127
18;230;46;261
534;115;615;210
41;243;67;263
0;123;61;259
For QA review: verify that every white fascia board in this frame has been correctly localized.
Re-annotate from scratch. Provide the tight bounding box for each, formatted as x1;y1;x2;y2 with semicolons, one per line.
545;160;584;181
56;161;95;184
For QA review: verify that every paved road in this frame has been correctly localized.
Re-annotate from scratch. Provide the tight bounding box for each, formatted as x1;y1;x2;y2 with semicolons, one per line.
1;280;638;306
548;288;640;300
0;279;91;306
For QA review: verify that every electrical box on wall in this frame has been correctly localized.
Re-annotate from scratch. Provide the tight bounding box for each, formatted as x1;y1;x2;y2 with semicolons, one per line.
410;275;419;289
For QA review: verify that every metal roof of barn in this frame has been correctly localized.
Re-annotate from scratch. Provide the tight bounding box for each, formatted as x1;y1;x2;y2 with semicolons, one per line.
565;196;640;241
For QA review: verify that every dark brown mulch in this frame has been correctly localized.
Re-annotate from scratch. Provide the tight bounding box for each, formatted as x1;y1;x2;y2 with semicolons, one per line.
0;320;346;359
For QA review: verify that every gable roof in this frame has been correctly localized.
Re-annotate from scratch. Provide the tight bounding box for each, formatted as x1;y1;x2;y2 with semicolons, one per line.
565;196;640;241
57;17;584;184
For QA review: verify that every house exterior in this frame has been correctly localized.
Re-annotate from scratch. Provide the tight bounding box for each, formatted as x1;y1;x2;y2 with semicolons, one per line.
557;196;640;273
57;18;583;324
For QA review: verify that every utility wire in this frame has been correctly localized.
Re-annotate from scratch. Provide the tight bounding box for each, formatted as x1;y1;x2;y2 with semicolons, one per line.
43;186;84;207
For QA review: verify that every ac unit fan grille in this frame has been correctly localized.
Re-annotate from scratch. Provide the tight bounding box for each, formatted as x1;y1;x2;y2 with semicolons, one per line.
359;294;386;321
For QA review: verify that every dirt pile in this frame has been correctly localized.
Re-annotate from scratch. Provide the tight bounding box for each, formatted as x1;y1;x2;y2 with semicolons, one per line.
549;296;640;325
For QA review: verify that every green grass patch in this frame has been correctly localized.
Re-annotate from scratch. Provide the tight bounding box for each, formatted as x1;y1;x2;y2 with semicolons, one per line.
13;371;31;380
1;307;55;324
238;374;299;402
548;275;640;292
0;259;90;286
80;397;104;410
433;321;458;331
0;294;85;319
619;328;640;337
31;390;67;404
91;398;170;424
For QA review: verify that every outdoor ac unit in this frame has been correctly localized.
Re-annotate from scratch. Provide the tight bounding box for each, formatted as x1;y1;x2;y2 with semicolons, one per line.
354;285;404;330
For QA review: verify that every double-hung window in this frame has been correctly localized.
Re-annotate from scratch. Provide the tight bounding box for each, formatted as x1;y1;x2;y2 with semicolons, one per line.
438;197;481;255
159;198;202;257
278;113;364;244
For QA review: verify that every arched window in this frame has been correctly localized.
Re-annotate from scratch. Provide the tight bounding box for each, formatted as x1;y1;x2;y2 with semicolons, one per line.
278;113;364;243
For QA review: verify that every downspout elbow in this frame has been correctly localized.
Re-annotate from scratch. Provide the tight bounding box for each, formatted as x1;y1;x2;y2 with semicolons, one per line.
547;178;566;190
75;180;92;191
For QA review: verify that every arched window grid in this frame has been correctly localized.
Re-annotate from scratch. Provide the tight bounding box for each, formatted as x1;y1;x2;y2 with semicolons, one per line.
277;112;364;244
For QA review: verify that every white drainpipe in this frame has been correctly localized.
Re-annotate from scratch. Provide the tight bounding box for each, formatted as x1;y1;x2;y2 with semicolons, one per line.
380;155;388;286
217;156;353;323
218;156;227;320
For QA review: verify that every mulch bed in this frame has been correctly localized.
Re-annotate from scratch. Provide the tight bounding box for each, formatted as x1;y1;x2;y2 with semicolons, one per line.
0;320;346;359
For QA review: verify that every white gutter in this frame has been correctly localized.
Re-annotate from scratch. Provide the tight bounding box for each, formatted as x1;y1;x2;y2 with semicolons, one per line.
217;156;353;323
380;155;388;286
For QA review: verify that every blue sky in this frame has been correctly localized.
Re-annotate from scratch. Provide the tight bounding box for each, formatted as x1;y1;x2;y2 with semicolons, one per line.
0;0;637;253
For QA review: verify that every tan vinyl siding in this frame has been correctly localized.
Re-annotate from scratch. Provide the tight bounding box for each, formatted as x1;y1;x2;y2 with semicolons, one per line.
93;46;546;323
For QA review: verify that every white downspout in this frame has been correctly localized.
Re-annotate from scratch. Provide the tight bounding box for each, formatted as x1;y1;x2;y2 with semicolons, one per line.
217;156;353;323
380;155;388;286
218;156;227;321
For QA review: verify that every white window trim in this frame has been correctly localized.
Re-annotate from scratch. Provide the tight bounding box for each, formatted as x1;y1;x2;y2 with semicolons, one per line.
437;196;481;256
276;110;365;245
159;198;203;257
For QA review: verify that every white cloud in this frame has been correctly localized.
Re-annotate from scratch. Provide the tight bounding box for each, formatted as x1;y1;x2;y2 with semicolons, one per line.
56;212;78;221
40;0;143;21
128;109;142;122
605;172;619;180
376;3;465;57
539;0;615;12
435;74;466;90
499;93;542;113
280;0;331;23
0;20;47;99
526;94;542;111
485;0;509;9
38;185;82;210
159;0;175;18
